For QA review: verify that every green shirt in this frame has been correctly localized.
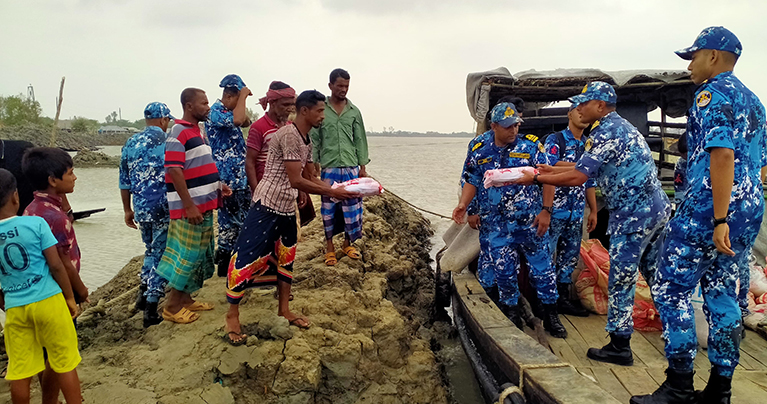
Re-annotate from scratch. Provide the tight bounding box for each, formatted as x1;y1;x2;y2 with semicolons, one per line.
310;97;369;168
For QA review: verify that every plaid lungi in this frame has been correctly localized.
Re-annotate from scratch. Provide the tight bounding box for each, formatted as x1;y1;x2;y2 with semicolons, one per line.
226;201;297;304
156;212;215;294
320;167;363;242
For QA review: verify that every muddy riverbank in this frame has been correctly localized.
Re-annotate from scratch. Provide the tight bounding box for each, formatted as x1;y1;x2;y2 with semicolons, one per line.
0;193;452;404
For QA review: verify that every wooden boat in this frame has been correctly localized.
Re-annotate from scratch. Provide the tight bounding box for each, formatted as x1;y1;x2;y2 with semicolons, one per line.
448;67;767;402
451;269;767;403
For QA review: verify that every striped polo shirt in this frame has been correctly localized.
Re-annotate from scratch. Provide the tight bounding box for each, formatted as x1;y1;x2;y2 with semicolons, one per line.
165;120;221;219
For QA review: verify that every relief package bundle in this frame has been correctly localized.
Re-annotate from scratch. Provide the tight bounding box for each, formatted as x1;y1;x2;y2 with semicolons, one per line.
482;167;538;189
331;177;384;198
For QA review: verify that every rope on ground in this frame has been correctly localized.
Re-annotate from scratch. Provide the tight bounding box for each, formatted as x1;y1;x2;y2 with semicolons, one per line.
495;362;573;404
369;175;453;220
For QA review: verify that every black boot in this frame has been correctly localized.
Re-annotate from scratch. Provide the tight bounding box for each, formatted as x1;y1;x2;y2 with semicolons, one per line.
143;301;163;328
630;368;696;404
556;283;589;317
587;333;633;365
542;304;567;338
499;304;524;330
697;370;732;404
215;249;232;278
135;284;147;311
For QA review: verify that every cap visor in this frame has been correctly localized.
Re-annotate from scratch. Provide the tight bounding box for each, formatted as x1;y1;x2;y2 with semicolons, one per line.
568;94;589;105
168;114;176;120
674;46;696;60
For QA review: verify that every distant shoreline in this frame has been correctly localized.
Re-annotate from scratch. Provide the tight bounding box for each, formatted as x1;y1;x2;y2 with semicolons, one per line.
367;132;474;138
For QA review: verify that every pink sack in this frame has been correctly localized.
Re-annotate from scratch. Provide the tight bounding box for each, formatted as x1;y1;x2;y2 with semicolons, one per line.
483;167;538;189
331;177;384;197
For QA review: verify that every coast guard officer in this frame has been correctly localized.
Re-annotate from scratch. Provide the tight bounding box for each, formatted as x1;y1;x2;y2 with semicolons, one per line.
632;26;767;404
543;105;597;317
511;82;671;362
453;102;566;338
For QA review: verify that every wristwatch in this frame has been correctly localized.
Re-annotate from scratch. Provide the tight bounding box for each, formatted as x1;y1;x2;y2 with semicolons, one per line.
533;173;540;185
542;206;553;214
713;216;728;227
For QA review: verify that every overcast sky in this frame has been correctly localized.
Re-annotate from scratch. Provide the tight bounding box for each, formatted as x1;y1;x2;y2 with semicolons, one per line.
2;0;766;133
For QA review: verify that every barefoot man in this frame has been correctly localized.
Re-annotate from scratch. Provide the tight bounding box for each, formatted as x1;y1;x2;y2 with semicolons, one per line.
224;90;359;345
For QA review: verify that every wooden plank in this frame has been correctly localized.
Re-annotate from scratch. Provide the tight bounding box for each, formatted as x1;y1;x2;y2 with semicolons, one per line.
548;334;584;367
734;347;762;370
731;376;767;402
453;273;486;297
739;331;767;369
460;293;512;330
526;367;621;404
485;326;564;367
575;367;596;382
611;367;659;396
561;316;609;368
737;370;767;391
591;367;632;403
453;290;622;404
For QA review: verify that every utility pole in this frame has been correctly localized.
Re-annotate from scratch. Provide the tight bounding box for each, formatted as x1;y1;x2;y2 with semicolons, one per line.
119;108;121;121
51;77;65;147
27;84;35;102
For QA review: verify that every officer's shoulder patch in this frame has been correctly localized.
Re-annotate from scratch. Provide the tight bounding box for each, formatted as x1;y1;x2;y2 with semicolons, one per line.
478;156;493;165
696;90;712;108
525;134;538;143
538;141;545;152
471;142;483;151
584;138;593;152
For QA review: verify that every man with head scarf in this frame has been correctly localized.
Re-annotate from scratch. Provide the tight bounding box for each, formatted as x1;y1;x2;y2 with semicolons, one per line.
246;81;296;192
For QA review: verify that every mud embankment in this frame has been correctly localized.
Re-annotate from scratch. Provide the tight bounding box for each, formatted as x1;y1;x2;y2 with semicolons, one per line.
0;193;450;404
73;149;121;167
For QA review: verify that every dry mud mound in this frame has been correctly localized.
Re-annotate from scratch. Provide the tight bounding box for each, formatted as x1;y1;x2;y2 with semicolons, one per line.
73;149;121;167
15;193;448;404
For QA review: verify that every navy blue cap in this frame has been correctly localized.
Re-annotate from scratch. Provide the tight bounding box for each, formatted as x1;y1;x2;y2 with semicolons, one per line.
219;74;246;90
675;26;742;60
568;81;617;106
490;102;523;128
144;102;174;119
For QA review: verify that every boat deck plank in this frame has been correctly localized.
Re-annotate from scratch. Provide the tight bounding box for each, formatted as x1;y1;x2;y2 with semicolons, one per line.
610;367;659;397
560;314;767;402
589;367;632;403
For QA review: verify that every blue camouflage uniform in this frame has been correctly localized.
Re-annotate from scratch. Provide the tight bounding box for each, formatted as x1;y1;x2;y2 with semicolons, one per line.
118;102;172;303
465;130;496;289
462;103;558;307
544;128;596;285
571;82;671;337
205;74;251;255
673;156;688;207
653;28;766;376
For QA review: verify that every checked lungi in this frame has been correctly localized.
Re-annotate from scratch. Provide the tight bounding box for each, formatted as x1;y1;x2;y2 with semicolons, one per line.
320;167;363;242
226;201;297;304
155;212;215;294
